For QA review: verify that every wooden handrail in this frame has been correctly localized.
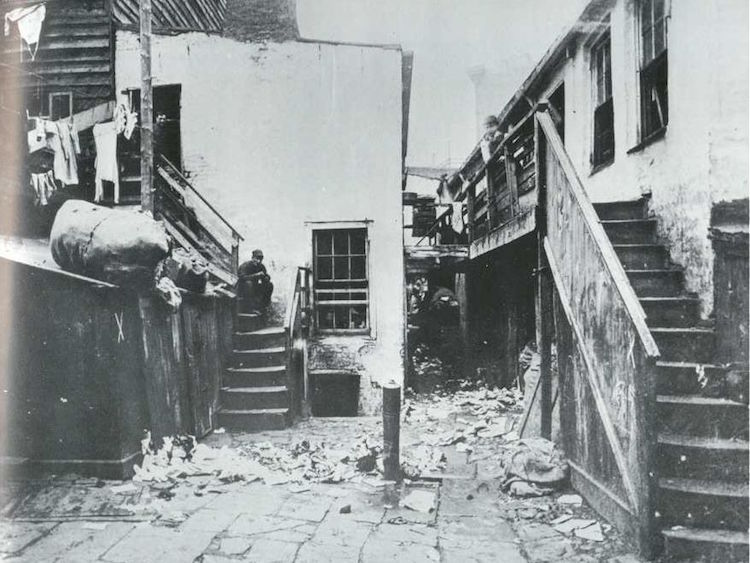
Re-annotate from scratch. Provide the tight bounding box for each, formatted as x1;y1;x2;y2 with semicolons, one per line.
536;110;659;358
415;205;454;246
157;155;244;241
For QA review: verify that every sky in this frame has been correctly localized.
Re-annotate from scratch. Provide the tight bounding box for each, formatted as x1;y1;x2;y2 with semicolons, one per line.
296;0;588;168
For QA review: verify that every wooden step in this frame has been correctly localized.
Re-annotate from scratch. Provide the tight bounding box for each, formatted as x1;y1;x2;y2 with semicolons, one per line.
233;347;286;369
236;312;263;332
658;477;749;531
220;386;288;410
657;433;749;482
594;198;649;221
626;269;684;297
657;395;749;440
216;408;290;432
656;361;726;395
225;366;287;388
601;218;658;244
662;527;749;562
234;327;286;350
651;327;715;363
640;297;701;327
613;244;669;270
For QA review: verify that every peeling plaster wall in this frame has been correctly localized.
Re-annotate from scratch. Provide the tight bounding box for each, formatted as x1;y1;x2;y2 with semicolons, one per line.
536;0;748;316
115;32;406;410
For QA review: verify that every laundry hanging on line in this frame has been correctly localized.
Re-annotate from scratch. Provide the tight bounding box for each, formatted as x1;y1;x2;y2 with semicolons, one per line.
27;117;81;185
93;121;120;204
29;170;56;206
4;4;46;61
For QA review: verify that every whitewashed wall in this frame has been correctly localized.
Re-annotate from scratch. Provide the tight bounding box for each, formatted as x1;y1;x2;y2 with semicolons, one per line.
537;0;748;315
116;32;406;411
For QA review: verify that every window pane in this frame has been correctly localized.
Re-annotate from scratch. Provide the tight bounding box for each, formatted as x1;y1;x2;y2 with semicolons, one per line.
640;0;652;29
334;307;349;329
333;256;349;280
318;306;335;329
642;28;653;64
317;232;332;255
653;0;664;21
333;231;348;255
654;20;665;56
318;256;333;280
351;256;366;279
350;231;366;254
351;306;367;329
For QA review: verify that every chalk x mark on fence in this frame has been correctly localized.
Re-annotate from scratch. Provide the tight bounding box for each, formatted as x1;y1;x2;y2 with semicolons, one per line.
115;312;125;343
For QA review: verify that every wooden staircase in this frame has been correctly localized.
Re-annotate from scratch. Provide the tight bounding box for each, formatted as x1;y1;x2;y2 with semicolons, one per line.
595;198;749;562
216;309;291;431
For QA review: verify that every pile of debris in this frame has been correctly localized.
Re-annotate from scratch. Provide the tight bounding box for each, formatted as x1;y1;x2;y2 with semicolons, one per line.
132;430;448;490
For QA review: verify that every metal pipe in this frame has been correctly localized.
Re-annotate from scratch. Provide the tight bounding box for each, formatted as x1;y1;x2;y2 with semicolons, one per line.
382;381;401;481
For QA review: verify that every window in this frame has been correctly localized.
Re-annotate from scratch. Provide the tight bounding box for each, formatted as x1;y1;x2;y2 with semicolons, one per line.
49;92;72;120
313;228;369;331
639;0;668;140
591;31;614;166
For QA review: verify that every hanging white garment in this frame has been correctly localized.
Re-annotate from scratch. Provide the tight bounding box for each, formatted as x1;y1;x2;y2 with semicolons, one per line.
4;4;46;60
52;120;79;185
451;202;465;234
93;121;120;203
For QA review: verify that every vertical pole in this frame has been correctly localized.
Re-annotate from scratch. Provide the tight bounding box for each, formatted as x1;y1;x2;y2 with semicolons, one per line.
466;184;476;244
455;270;469;354
140;0;154;215
382;381;401;481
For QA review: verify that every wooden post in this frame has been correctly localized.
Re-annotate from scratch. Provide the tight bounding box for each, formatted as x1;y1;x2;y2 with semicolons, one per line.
455;270;469;354
504;146;519;218
382;381;401;481
466;184;476;244
140;0;154;214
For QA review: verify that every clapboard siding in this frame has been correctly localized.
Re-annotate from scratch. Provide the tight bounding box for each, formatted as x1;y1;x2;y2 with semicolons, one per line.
114;0;227;32
0;0;113;113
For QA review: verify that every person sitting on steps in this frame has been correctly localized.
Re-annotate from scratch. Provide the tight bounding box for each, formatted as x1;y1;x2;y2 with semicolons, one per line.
237;249;274;314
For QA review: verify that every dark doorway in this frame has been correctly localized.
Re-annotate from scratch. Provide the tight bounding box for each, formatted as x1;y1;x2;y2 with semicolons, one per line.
548;83;565;142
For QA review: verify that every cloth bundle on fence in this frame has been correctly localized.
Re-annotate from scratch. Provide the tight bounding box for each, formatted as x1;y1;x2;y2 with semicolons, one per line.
155;247;209;293
50;200;169;288
501;438;569;497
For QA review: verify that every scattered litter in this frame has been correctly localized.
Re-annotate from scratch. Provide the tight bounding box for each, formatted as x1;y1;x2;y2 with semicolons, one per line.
455;442;472;453
401;490;436;513
289;483;311;494
387;516;408;525
339;504;352;514
110;483;137;494
82;522;108;530
213;427;226;434
557;494;583;506
551;514;573;525
507;481;554;498
59;397;68;403
553;518;596;535
575;522;605;542
501;438;568;497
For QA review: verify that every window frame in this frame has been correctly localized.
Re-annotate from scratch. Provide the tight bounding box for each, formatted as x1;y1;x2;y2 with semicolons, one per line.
311;225;371;335
638;0;669;143
590;28;615;169
48;92;73;120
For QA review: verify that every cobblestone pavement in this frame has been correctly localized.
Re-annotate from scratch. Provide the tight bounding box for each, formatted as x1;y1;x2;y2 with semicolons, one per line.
0;390;645;562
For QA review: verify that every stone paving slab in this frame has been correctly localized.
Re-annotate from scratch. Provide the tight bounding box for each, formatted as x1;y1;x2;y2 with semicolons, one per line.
100;525;214;563
0;521;56;557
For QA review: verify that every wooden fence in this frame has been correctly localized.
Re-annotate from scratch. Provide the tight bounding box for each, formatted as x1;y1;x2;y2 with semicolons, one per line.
0;256;233;479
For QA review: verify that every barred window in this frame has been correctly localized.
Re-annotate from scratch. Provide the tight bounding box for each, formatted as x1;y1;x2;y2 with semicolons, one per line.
313;228;369;331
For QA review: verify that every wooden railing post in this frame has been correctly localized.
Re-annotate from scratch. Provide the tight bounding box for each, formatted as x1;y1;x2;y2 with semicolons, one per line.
467;184;476;243
231;235;240;277
504;146;519;218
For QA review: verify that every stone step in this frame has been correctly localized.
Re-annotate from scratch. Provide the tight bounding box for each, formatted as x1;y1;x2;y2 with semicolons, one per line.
601;219;658;244
220;386;288;410
650;327;715;363
216;408;290;432
656;361;726;395
626;269;685;297
225;366;287;388
657;395;749;440
657;433;749;482
236;312;264;333
613;244;669;270
233;346;286;369
662;527;749;563
234;326;286;350
640;297;701;328
594;198;648;221
658;477;749;531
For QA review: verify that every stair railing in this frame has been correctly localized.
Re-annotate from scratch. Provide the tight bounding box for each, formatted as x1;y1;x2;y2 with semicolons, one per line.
285;266;312;418
154;155;243;286
535;106;660;556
